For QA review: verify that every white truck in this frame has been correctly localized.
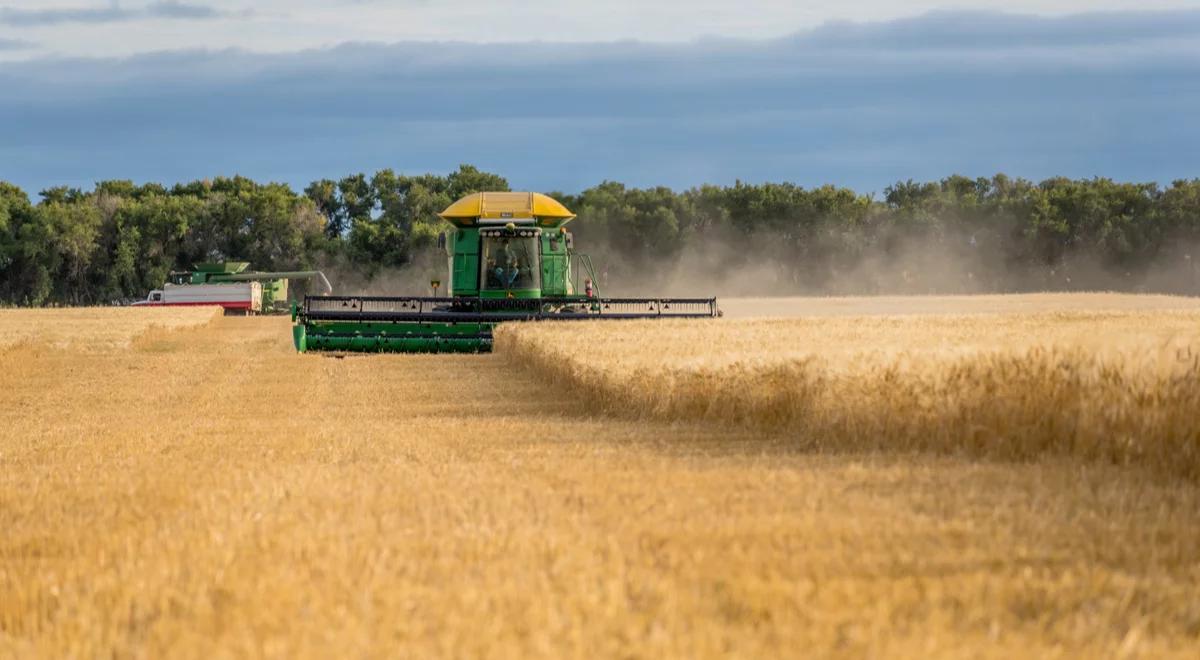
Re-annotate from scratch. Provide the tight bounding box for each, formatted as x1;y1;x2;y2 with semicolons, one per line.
132;282;263;315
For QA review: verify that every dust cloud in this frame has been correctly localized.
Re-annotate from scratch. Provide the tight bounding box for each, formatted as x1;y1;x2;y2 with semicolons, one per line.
594;230;1200;300
315;251;449;298
310;229;1200;301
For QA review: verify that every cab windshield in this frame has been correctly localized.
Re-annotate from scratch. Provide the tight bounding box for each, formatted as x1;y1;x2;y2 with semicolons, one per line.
481;235;540;291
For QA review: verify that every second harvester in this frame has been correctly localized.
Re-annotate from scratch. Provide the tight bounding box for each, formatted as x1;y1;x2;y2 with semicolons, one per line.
293;192;721;352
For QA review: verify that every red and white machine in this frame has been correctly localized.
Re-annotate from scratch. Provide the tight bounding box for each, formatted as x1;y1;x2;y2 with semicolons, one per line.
132;282;263;314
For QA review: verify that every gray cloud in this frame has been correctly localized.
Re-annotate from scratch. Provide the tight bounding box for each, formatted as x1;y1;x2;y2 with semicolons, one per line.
0;36;33;49
146;1;222;20
800;9;1200;49
0;10;1196;195
0;2;234;26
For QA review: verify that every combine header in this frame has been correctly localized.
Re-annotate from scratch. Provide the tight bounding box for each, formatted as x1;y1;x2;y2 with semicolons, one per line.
292;192;720;353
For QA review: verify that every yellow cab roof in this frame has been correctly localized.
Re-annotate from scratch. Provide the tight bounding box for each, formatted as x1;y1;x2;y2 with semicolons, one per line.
438;192;576;228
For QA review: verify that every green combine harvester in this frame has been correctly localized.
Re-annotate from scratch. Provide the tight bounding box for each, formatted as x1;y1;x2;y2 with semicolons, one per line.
292;192;721;353
170;262;333;313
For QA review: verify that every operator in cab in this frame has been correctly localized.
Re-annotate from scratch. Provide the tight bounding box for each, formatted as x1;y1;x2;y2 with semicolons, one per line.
491;239;518;288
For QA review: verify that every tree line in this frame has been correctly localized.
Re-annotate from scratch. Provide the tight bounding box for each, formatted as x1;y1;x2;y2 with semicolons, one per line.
2;165;1198;305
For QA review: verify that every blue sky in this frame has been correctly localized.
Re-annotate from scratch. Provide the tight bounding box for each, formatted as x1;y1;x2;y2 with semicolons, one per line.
0;3;1197;195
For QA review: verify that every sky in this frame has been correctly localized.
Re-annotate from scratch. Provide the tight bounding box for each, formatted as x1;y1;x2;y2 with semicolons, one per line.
1;1;1198;195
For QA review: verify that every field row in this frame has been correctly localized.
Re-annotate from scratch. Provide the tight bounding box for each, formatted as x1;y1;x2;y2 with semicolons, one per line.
497;305;1200;479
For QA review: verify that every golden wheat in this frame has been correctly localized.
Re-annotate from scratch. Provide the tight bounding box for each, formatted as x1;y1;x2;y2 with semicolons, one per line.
2;298;1199;658
0;306;219;351
718;292;1200;319
497;297;1200;479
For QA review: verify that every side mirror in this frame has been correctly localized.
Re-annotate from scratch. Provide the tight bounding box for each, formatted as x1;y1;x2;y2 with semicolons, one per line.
437;232;447;249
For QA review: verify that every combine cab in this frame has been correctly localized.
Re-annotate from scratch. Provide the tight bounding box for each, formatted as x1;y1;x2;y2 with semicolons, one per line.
293;192;720;353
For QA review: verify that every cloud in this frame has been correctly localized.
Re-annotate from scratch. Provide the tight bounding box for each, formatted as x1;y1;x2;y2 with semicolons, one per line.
146;1;222;20
0;10;1196;195
0;36;33;49
799;9;1200;49
0;2;235;26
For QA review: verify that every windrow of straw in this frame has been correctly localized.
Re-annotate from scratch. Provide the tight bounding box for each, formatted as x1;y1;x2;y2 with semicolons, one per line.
495;310;1200;479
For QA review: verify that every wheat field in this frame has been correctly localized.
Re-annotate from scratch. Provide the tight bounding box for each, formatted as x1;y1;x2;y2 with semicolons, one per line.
718;292;1200;319
3;296;1200;657
497;302;1200;479
0;306;220;351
